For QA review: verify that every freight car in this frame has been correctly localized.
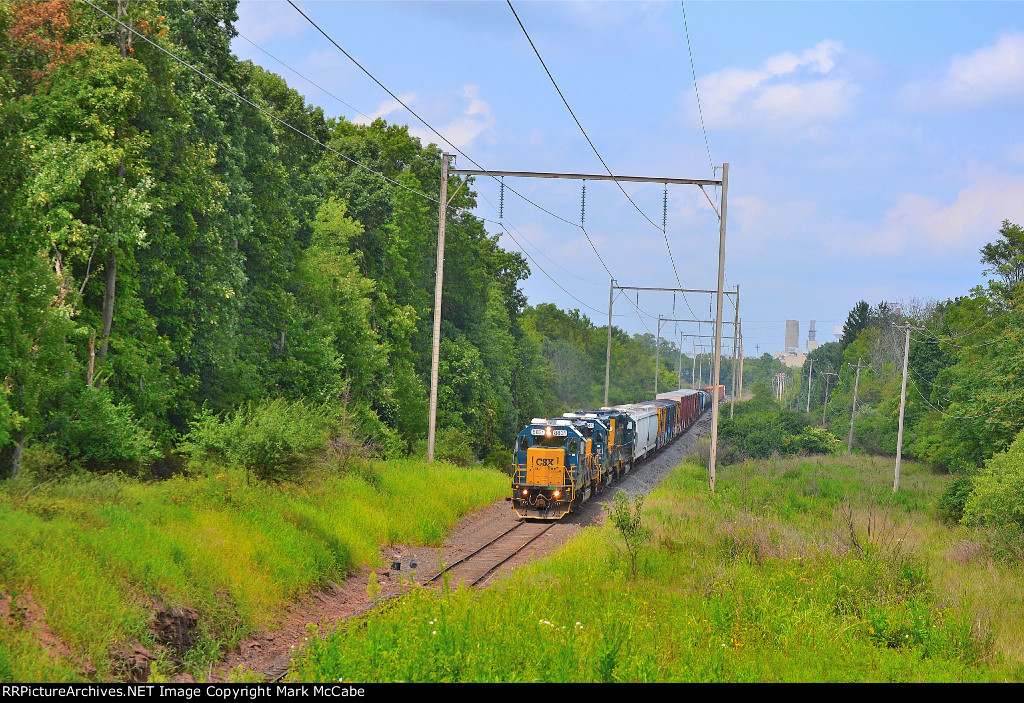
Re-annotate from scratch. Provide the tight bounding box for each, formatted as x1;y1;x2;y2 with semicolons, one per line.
511;387;714;519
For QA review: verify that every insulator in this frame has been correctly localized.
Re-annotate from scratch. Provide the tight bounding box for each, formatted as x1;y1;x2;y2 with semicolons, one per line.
499;177;505;220
662;184;668;232
580;180;586;226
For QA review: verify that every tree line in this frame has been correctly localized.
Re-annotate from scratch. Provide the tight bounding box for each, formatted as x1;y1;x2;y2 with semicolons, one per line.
0;1;709;478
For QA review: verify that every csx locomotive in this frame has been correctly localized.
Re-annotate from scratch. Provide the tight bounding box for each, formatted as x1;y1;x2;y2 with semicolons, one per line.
511;387;720;519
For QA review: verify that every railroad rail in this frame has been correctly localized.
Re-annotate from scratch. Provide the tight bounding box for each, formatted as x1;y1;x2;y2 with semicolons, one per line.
420;520;556;589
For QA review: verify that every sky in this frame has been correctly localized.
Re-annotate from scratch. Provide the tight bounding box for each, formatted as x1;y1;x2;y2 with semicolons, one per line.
231;0;1024;359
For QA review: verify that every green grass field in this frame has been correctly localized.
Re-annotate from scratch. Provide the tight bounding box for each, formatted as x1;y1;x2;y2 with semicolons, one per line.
0;460;508;682
291;456;1024;682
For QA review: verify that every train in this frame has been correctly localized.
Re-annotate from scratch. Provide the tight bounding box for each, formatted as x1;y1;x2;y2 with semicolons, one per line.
511;385;724;519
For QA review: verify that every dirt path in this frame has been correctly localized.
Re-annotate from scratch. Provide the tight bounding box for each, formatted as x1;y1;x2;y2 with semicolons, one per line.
208;405;716;682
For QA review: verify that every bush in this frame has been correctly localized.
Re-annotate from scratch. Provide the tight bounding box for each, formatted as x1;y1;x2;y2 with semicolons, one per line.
484;446;513;474
937;475;975;526
47;388;160;472
181;398;337;481
963;429;1024;531
791;426;843;455
412;426;475;467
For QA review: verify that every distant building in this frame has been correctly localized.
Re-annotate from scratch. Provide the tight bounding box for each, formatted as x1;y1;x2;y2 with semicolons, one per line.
785;320;799;352
806;320;819;351
774;349;806;368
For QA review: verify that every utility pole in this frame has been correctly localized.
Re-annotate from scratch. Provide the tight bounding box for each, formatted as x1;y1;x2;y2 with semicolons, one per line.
894;324;920;492
604;278;614;406
847;356;870;457
737;322;744;402
730;286;740;419
805;358;815;414
427;153;451;462
820;367;839;428
692;341;697;389
709;162;730;493
654;315;663;395
677;330;683;389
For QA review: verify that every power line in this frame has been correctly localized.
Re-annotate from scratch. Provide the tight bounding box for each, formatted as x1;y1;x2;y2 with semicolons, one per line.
680;1;713;173
287;0;618;282
81;0;438;205
505;0;686;294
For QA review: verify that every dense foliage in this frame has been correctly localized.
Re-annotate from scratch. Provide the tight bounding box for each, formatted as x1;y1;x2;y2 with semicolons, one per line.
0;2;723;479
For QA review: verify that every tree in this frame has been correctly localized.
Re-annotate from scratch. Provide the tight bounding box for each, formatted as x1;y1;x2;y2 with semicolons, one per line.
980;220;1024;295
841;300;870;348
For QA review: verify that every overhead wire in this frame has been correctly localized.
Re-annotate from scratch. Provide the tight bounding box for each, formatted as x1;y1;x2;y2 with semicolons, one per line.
505;0;687;298
81;0;438;205
286;0;618;282
680;1;713;174
95;0;631;327
190;2;373;121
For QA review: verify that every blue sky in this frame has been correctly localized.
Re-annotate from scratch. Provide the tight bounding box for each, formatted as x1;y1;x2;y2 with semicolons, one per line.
233;1;1024;358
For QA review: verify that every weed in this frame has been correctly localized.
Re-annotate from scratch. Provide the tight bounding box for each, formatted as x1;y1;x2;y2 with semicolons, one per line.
603;491;651;579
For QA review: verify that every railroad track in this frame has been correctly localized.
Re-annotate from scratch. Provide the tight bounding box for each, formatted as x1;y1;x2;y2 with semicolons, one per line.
420;519;556;589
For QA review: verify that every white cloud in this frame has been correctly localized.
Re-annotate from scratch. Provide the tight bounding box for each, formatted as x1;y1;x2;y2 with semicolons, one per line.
353;94;418;126
404;85;496;150
235;1;309;43
697;40;858;130
904;31;1024;109
860;173;1024;256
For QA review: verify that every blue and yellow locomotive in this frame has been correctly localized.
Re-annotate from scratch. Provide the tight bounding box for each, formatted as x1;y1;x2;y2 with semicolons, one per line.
511;388;713;519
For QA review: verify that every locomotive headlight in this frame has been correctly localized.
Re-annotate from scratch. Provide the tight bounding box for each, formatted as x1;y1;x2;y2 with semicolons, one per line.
546;427;552;437
522;489;528;496
553;490;561;499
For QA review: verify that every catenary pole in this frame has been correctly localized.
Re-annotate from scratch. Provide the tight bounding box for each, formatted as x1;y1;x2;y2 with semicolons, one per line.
805;358;815;414
604;278;614;406
894;325;917;492
738;321;744;402
709;163;729;493
655;315;663;395
847;356;869;457
730;285;740;418
427;153;451;462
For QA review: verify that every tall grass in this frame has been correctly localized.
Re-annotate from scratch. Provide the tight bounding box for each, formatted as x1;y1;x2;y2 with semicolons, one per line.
0;459;507;681
292;456;1024;682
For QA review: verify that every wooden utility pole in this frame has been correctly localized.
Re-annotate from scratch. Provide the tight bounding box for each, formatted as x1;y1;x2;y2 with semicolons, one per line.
894;324;920;491
846;356;870;457
427;153;451;461
805;358;815;413
820;367;839;428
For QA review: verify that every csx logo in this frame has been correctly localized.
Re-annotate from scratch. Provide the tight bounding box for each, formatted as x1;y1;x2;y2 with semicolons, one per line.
534;457;558;467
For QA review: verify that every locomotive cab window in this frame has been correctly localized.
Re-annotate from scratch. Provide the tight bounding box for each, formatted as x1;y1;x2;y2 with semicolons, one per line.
568;438;579;454
533;434;566;448
518;435;528;452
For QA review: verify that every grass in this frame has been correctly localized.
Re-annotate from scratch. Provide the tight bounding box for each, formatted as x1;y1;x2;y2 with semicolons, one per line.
290;455;1024;682
0;458;508;682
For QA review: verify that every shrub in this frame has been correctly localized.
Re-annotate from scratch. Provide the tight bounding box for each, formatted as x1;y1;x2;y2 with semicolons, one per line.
47;388;160;472
963;429;1024;531
937;475;975;526
412;426;475;466
603;490;650;579
791;426;843;455
484;446;513;474
180;398;337;481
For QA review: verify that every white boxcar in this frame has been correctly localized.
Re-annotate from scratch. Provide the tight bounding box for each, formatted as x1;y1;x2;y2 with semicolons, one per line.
615;403;659;460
